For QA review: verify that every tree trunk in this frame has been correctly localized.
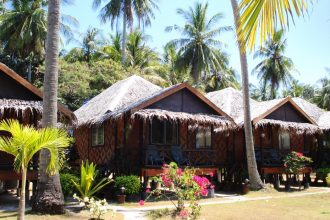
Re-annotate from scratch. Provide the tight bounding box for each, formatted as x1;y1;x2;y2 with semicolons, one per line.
121;10;127;65
18;168;27;220
230;0;264;190
32;0;65;214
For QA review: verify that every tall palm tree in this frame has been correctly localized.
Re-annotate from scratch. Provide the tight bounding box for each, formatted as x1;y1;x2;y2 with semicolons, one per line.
92;0;159;65
253;30;294;99
250;82;271;101
0;120;70;220
99;32;122;62
238;0;313;50
166;2;231;81
230;0;264;190
32;0;65;214
313;73;330;110
230;0;313;190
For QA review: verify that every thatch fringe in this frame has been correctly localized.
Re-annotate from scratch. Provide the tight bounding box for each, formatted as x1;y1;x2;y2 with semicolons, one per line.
255;119;322;135
0;99;43;117
131;109;236;132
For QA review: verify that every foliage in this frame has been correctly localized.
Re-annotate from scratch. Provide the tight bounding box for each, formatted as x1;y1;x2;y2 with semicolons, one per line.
166;2;232;80
0;119;70;219
253;30;294;99
282;79;316;100
313;72;330;110
72;161;111;199
316;168;330;180
73;195;115;220
238;0;313;50
283;151;313;174
114;175;141;195
60;173;79;198
143;162;213;219
326;174;330;186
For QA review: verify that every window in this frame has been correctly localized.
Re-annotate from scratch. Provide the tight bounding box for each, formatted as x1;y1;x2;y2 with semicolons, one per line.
278;132;290;150
151;119;178;145
91;125;104;146
196;128;212;148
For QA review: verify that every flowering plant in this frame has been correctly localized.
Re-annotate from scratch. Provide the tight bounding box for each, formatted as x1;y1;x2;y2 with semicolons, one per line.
283;151;313;174
142;162;213;219
73;194;115;220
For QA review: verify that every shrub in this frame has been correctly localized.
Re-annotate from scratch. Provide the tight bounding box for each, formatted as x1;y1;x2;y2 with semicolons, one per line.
283;151;313;174
60;173;79;198
316;168;330;180
326;174;330;186
72;161;112;199
114;175;141;195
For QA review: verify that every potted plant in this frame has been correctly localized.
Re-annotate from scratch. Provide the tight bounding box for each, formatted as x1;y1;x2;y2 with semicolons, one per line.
115;175;141;202
116;187;126;204
283;151;313;191
242;179;250;195
208;184;215;198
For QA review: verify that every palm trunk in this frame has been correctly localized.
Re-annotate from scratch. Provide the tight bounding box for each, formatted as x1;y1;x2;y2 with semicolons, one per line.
230;0;264;190
121;11;127;65
32;0;65;214
18;168;27;220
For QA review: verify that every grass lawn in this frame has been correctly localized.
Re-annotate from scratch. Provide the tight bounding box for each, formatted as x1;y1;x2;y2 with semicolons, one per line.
148;191;330;220
0;209;124;220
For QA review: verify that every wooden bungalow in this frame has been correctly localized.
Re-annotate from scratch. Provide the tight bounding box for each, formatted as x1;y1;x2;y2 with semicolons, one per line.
206;88;324;181
0;63;72;189
73;75;236;180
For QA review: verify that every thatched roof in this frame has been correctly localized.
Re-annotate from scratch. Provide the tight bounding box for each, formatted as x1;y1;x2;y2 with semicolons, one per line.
0;98;43;117
318;112;330;130
255;119;322;135
205;87;258;124
131;109;236;132
206;88;326;132
74;75;161;126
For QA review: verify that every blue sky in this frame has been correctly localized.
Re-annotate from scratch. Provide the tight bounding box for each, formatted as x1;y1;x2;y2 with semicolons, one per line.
62;0;330;86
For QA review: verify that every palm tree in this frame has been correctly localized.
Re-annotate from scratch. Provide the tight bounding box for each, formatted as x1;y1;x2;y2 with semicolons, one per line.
313;73;330;110
32;0;65;214
253;30;294;99
125;29;158;69
99;32;122;62
0;120;70;220
0;0;77;81
250;83;271;101
230;0;313;190
230;0;264;190
166;2;231;81
92;0;159;65
238;0;313;50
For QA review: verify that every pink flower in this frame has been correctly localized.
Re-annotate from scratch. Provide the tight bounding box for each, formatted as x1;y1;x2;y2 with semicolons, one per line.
146;188;150;193
284;163;287;168
209;172;214;177
296;152;303;157
201;188;208;196
179;209;189;218
177;168;183;176
210;185;215;189
139;200;145;206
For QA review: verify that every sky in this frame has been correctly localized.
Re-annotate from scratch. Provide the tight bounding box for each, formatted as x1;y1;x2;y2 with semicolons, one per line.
62;0;330;86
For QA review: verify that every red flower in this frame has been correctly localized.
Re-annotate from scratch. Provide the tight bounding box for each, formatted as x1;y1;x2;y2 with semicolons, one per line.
139;200;145;206
179;209;189;218
296;152;303;157
177;168;183;176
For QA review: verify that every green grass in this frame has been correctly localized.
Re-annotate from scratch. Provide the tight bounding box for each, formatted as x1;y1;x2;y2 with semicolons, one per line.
147;192;330;220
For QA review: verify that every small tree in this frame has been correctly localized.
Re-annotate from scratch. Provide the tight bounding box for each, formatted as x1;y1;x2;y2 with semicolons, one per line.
0;120;70;220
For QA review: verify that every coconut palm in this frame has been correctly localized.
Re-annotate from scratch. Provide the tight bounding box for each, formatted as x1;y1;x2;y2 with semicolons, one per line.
166;2;231;81
238;0;313;50
0;120;70;220
92;0;159;65
230;0;264;190
32;0;65;214
230;0;314;190
99;32;122;62
313;73;330;110
250;83;271;101
253;30;294;99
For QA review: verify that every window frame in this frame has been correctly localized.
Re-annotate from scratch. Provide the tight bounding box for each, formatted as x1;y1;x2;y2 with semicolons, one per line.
91;124;105;147
196;128;212;149
150;119;178;145
278;131;290;150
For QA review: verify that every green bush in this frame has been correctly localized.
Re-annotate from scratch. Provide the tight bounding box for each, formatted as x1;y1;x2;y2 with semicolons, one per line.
60;173;79;198
114;175;141;195
316;168;330;180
